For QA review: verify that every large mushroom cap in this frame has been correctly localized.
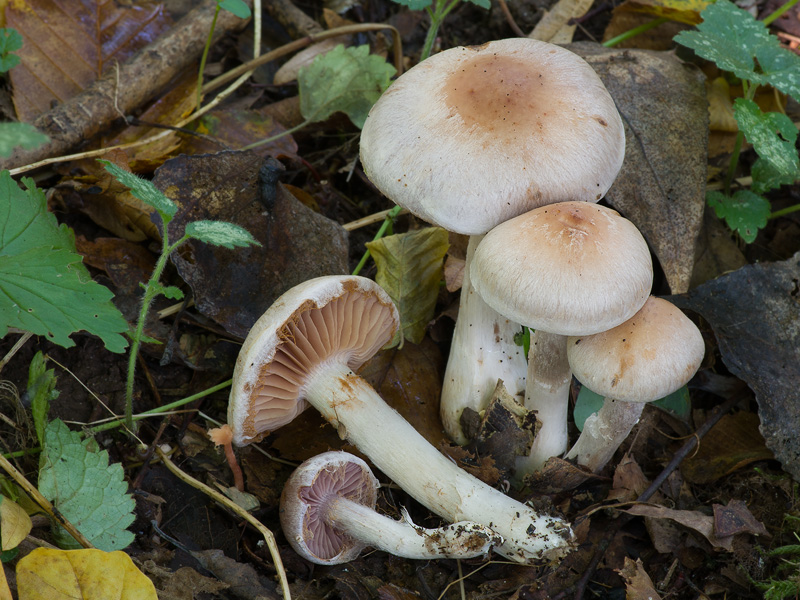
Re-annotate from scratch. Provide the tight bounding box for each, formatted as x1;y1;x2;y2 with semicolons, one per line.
280;451;379;564
566;297;705;402
359;38;625;235
228;276;400;446
470;202;653;336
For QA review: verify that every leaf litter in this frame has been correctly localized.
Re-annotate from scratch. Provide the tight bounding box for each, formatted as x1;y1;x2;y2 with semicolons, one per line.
0;0;799;597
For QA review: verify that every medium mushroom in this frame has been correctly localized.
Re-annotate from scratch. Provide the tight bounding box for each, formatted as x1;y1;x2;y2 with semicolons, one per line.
280;451;503;564
227;275;573;563
564;296;705;473
470;202;653;477
359;38;625;444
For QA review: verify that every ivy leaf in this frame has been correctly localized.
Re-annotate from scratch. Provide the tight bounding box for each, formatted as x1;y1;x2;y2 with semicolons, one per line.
99;160;177;222
390;0;433;8
0;28;23;72
367;227;449;346
651;385;691;420
707;189;771;243
27;351;58;447
219;0;251;19
734;99;799;177
751;157;800;195
674;0;775;82
38;419;136;552
573;385;604;432
0;171;128;352
298;44;396;129
184;220;261;249
0;122;49;157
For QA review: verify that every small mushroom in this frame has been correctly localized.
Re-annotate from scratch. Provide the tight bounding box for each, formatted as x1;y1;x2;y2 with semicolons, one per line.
564;296;705;472
227;275;573;563
359;38;626;445
280;451;504;564
470;202;654;477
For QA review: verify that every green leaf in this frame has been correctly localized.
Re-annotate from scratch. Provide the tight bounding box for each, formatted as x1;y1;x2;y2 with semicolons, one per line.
0;123;49;157
0;28;23;73
0;172;129;352
366;227;449;346
219;0;251;18
734;99;799;176
707;189;771;243
26;351;58;447
184;220;261;249
390;0;433;8
674;0;775;82
751;157;800;195
99;160;177;221
573;385;604;432
38;419;136;551
298;45;396;129
753;44;800;102
465;0;491;8
651;385;691;419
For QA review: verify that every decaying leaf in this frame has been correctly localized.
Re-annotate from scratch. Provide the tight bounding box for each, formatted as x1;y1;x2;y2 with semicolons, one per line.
16;547;157;600
7;0;171;121
367;227;449;346
569;43;707;294
617;557;663;600
713;499;768;537
623;504;734;550
0;495;32;551
671;252;800;480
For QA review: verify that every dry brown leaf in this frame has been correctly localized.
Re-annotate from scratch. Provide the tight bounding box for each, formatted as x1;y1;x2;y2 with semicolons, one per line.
8;0;171;122
623;504;734;550
607;455;650;502
713;499;768;538
75;236;156;294
273;36;349;85
617;557;663;600
529;0;594;43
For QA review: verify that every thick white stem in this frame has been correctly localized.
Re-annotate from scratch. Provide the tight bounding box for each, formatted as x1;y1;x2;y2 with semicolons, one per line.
325;498;502;559
441;235;528;445
515;332;571;477
564;398;645;473
304;362;574;563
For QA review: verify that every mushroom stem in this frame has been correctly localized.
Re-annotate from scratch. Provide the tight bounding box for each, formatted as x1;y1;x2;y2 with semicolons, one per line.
302;361;574;563
441;235;528;445
208;424;245;492
515;331;572;477
564;398;645;473
324;500;503;560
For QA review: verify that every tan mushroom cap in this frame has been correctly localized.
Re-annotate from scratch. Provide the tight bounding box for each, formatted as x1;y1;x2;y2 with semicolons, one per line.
359;38;625;235
228;276;400;447
470;202;653;336
566;297;705;402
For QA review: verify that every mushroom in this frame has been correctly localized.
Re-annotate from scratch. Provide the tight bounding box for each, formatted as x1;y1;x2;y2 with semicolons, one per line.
228;275;573;562
359;38;625;444
280;451;504;564
564;296;705;473
470;202;653;477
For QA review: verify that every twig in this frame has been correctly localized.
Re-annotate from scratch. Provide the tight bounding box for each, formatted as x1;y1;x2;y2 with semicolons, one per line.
155;447;292;600
496;0;525;37
343;207;408;231
0;332;33;375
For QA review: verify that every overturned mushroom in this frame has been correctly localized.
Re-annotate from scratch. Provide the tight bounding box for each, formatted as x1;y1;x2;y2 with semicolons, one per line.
281;451;503;564
228;275;573;562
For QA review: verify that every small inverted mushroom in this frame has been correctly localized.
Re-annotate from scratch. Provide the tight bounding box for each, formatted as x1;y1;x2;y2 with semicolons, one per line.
359;38;626;444
228;275;573;563
280;451;503;564
470;202;653;477
564;297;705;472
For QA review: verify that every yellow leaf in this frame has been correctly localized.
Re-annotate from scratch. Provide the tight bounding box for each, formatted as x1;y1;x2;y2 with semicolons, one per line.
708;77;739;133
16;548;157;600
613;0;711;25
0;495;32;551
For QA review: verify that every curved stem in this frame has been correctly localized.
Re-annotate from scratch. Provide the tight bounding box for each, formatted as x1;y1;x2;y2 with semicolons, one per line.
197;3;222;109
303;362;574;563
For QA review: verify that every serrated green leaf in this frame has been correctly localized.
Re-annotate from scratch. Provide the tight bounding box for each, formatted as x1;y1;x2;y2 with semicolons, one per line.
753;44;800;102
651;385;690;419
390;0;433;8
298;45;396;129
674;0;775;82
0;123;49;157
751;157;800;195
707;189;771;243
38;419;135;552
573;385;604;432
146;281;184;301
184;220;261;249
366;227;449;346
27;351;58;447
0;172;129;352
99;160;177;221
734;99;799;176
219;0;251;18
0;28;23;73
